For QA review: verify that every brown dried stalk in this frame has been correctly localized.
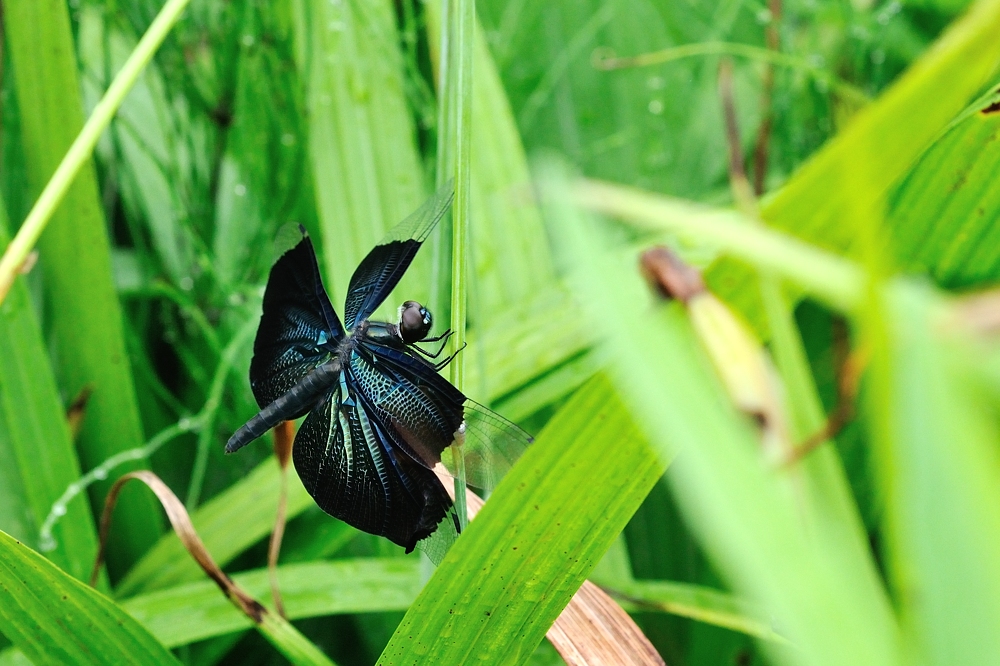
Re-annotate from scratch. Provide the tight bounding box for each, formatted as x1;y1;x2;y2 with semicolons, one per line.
91;471;264;622
268;420;295;619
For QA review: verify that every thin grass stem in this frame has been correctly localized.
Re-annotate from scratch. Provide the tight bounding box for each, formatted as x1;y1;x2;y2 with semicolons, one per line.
0;0;193;305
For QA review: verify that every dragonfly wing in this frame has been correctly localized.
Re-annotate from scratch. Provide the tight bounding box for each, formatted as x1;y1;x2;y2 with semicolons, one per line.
343;181;454;328
250;229;345;410
356;339;532;492
450;401;534;492
293;370;451;552
352;339;464;471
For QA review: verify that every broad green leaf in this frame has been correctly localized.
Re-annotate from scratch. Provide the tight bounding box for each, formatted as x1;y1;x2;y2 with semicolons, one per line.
124;559;421;648
378;374;663;665
117;457;312;596
0;530;178;666
293;0;427;315
706;0;1000;329
872;286;1000;664
887;84;1000;286
467;285;595;404
4;0;163;574
546;168;901;666
0;197;99;583
425;2;557;329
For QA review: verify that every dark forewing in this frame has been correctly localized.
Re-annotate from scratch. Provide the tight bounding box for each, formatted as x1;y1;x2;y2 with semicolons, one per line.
250;229;345;410
293;369;451;551
355;339;533;492
344;181;454;328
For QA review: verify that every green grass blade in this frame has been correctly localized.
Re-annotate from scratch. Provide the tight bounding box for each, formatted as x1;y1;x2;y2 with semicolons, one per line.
601;579;787;644
0;0;194;303
545;163;902;666
378;374;663;664
124;559;421;648
705;0;1000;330
295;0;427;313
0;198;99;583
433;0;475;526
886;84;1000;286
255;612;336;666
872;287;1000;664
4;0;166;574
0;530;179;666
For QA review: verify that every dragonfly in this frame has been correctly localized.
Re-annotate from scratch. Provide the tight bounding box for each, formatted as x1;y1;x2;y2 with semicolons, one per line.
226;183;532;553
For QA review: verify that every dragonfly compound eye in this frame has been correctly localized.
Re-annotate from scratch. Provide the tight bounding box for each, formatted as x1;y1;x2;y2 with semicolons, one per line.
399;300;432;343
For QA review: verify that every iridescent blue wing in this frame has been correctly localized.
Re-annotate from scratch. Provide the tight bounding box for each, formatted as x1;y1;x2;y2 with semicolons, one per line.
343;181;454;329
293;368;451;552
250;227;345;411
354;338;533;493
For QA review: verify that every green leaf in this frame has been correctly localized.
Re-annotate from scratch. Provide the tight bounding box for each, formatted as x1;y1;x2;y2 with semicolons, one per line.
0;197;99;583
378;374;663;664
706;0;1000;329
116;457;312;596
294;0;428;315
601;579;787;644
545;166;901;666
124;559;421;648
4;0;164;574
872;286;1000;664
0;530;179;666
887;84;1000;286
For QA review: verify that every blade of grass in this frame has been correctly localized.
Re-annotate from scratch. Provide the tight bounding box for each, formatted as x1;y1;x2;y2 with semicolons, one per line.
704;0;1000;331
0;197;100;584
378;373;664;664
573;179;865;312
0;0;194;303
425;1;559;404
886;84;1000;287
435;0;474;528
545;161;902;666
599;579;787;644
870;287;1000;664
3;0;189;575
0;530;179;666
123;559;421;648
294;0;427;313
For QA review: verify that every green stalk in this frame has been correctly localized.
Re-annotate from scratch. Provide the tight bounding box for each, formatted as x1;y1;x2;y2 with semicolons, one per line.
0;0;193;305
573;178;865;313
435;0;474;530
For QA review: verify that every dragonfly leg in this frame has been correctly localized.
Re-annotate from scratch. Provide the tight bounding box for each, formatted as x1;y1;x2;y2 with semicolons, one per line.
431;341;467;371
410;329;454;359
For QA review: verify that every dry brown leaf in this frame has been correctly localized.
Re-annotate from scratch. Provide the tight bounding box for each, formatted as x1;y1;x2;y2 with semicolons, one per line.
92;471;265;622
268;420;295;618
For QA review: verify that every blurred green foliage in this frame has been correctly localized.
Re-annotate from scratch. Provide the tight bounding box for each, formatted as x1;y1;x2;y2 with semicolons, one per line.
3;0;1000;664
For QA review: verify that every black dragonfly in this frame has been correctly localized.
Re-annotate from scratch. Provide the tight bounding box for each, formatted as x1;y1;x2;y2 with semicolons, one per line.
226;183;532;553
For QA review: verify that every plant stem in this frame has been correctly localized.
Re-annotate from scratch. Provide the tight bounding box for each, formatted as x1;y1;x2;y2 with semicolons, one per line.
437;0;474;531
0;0;193;305
573;179;865;313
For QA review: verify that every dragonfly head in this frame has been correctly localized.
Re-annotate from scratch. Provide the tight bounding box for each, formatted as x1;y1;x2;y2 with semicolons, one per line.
398;300;433;343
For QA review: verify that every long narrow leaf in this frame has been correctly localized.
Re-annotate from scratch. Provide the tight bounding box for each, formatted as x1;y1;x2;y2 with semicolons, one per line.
124;559;421;648
705;0;1000;330
0;198;99;583
378;373;664;664
4;0;166;573
0;530;178;666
